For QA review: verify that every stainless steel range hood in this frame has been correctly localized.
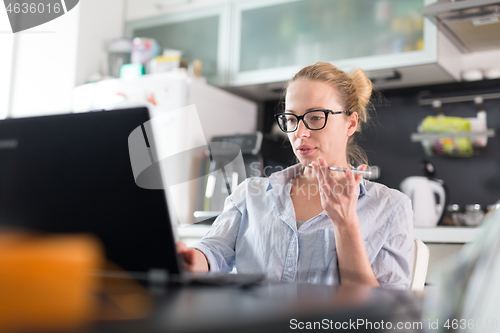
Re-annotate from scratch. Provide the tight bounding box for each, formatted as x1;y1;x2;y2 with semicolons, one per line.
423;0;500;53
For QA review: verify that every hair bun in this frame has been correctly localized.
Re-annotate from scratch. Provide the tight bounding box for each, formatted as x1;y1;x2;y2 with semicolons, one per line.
349;68;372;120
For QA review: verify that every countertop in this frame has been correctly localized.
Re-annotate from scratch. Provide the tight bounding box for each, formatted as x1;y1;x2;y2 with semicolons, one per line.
413;226;480;243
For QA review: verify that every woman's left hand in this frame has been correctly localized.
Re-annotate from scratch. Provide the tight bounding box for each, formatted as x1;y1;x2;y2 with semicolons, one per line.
312;157;367;228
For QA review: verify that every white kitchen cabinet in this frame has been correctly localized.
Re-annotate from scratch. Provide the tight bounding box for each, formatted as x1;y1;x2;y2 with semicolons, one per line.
414;226;480;286
229;0;444;87
425;243;463;286
125;0;229;21
125;0;465;99
414;226;479;243
125;3;230;86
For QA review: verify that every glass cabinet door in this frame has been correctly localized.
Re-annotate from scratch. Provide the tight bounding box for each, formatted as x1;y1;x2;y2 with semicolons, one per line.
125;5;229;86
231;0;436;86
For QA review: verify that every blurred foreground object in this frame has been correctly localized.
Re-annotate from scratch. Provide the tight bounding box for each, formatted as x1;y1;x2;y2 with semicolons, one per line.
0;232;153;331
0;233;103;332
423;202;500;333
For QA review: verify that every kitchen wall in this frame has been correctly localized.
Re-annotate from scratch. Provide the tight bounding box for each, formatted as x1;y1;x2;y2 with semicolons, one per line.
75;0;125;86
0;30;13;119
0;0;125;119
262;78;500;208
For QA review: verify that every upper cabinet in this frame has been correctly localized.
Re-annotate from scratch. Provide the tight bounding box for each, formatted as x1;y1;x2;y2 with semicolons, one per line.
125;0;466;98
230;0;436;86
125;3;230;86
239;0;425;69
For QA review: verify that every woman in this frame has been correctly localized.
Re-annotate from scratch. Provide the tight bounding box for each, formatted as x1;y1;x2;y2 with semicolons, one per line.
177;62;414;289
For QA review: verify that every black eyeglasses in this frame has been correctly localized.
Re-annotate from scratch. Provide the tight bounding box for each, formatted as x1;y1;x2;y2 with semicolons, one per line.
274;109;352;133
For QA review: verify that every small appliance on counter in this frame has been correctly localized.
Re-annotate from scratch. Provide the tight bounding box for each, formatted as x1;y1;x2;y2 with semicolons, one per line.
193;132;294;224
400;160;447;227
446;203;490;227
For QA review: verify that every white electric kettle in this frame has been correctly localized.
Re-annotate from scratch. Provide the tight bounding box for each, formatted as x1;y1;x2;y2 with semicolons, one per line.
400;176;446;227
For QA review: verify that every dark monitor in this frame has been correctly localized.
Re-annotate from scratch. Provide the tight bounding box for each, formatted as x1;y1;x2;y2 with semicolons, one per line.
0;107;180;275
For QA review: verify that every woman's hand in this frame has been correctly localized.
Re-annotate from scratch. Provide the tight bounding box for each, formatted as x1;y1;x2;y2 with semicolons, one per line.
312;158;378;287
312;157;367;228
176;241;209;273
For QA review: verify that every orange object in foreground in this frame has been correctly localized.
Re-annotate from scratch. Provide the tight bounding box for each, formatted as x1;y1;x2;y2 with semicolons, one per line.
0;232;104;332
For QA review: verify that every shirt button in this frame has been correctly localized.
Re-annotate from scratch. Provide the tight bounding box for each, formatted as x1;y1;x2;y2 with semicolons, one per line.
288;268;293;272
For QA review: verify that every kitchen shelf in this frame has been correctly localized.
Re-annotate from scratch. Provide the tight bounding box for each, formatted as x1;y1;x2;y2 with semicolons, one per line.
410;129;495;142
417;92;500;105
413;226;480;243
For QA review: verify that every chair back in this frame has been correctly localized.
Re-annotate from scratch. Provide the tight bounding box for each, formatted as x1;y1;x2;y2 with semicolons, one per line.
409;238;430;291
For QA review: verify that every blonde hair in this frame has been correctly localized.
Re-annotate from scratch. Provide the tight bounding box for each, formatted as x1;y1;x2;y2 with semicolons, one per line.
286;62;373;166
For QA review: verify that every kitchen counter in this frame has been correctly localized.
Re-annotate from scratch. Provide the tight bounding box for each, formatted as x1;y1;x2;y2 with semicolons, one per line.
177;224;212;246
177;224;212;237
413;226;480;243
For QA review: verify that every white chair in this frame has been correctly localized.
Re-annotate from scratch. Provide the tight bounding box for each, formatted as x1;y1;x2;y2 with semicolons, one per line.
409;238;430;291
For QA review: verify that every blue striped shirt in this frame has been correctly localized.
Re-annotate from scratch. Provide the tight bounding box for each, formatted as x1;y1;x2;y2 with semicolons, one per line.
194;164;414;289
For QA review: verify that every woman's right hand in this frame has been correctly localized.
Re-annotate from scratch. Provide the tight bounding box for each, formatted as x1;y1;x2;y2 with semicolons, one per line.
176;241;209;273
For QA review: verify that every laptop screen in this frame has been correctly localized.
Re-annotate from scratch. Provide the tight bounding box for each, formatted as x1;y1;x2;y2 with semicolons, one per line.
0;107;181;275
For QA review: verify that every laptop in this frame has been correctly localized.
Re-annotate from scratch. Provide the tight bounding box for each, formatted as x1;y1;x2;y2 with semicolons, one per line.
0;107;263;286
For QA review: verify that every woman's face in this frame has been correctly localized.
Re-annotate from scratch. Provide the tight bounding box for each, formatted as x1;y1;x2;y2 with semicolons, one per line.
284;78;358;168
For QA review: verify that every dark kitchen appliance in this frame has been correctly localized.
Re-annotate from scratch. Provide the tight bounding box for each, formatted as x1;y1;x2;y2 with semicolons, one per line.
400;160;448;227
193;132;294;224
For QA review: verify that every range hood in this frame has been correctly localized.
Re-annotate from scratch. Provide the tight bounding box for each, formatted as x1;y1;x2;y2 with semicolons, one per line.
423;0;500;53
